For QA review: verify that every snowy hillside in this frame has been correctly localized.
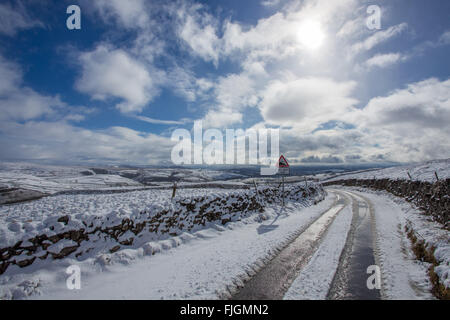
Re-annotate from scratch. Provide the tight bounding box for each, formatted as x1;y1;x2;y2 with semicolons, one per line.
0;162;246;192
0;162;143;195
323;159;450;183
0;162;249;205
126;168;245;184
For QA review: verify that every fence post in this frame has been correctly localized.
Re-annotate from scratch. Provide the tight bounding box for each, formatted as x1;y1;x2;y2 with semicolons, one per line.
407;171;412;180
434;171;439;181
172;182;177;199
253;179;259;202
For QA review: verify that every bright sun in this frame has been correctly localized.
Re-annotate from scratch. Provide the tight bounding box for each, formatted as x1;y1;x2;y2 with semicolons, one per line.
297;20;325;50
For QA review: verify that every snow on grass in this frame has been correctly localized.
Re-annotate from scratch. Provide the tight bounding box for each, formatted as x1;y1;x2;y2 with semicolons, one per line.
0;194;335;300
402;203;450;291
283;203;353;300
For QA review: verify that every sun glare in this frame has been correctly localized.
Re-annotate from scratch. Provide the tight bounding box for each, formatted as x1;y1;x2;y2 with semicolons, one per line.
297;20;325;50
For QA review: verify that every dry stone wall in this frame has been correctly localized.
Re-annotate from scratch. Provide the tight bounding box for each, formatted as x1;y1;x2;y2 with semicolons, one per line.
0;184;324;275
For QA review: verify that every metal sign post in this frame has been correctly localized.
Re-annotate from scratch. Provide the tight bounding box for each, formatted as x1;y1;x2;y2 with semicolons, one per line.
277;155;290;207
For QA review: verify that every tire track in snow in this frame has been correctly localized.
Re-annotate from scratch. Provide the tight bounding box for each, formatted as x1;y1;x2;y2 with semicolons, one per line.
283;191;353;300
231;196;347;300
327;190;381;300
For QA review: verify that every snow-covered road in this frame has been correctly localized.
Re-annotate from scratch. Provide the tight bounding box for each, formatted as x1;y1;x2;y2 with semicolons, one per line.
286;188;434;300
342;189;434;300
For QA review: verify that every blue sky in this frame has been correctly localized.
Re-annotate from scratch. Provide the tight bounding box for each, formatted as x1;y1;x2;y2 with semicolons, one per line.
0;0;449;165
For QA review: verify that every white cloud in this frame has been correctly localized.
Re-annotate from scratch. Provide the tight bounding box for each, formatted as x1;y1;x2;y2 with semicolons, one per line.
165;67;213;102
134;115;189;126
0;2;44;36
76;45;160;113
0;120;174;164
357;78;450;129
351;23;408;53
300;155;343;163
215;74;258;110
261;0;281;7
438;30;450;45
260;77;358;131
265;124;368;164
72;1;448;164
337;16;365;38
89;0;150;29
166;67;198;102
2;0;448;165
196;78;214;92
85;0;169;65
0;54;174;164
404;29;450;59
171;0;358;65
194;72;260;128
276;78;450;163
175;4;220;65
202;109;243;128
366;52;404;68
175;0;363;130
0;88;61;121
0;56;21;94
0;56;68;121
189;0;362;129
222;12;297;59
347;78;450;162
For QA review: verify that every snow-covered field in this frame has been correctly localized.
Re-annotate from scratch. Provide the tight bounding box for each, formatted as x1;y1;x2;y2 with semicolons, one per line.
0;162;247;197
324;159;450;182
0;162;252;206
0;172;144;195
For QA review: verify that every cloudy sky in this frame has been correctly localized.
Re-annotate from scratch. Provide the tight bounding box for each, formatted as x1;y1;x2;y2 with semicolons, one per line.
0;0;449;165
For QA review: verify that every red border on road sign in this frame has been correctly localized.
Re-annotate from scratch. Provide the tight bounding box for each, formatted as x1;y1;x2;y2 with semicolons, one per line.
278;155;289;168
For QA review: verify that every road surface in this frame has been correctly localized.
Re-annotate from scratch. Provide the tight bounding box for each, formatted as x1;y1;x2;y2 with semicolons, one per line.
233;189;382;300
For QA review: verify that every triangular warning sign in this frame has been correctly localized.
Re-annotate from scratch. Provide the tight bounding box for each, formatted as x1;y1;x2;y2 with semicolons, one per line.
278;155;289;168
